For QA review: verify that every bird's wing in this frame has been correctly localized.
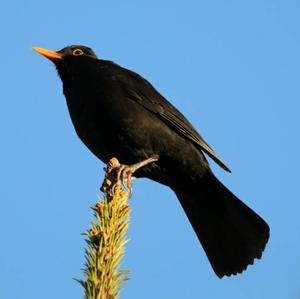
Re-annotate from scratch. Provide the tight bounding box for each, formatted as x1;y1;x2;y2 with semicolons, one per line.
116;69;231;172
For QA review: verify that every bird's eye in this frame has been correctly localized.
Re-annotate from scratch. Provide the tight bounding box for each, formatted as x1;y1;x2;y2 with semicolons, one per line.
72;49;84;56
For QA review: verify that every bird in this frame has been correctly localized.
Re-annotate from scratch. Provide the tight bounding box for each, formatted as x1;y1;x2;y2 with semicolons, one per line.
33;45;269;278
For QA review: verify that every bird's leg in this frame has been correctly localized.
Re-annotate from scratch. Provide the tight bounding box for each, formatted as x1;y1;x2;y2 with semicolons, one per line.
101;156;159;197
118;156;159;193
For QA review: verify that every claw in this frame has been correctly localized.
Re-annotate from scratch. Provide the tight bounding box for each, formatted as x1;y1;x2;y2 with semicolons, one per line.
100;156;159;199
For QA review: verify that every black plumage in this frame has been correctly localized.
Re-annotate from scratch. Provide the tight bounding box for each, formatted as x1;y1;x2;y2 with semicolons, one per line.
33;45;269;278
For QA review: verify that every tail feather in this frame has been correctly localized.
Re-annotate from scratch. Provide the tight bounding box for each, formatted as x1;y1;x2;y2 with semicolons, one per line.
174;172;269;278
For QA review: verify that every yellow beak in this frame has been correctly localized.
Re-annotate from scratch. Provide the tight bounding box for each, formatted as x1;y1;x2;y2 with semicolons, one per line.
32;47;63;60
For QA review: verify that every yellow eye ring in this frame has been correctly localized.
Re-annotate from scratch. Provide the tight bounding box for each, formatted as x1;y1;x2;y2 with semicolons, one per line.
73;49;84;56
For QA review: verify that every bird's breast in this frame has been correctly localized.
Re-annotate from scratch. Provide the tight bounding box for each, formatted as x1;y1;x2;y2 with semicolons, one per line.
64;85;162;163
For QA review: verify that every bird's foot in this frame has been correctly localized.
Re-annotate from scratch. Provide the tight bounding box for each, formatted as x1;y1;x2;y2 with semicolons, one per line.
101;156;159;198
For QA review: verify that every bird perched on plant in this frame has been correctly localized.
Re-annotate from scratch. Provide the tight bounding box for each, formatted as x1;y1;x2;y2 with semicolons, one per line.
33;45;269;278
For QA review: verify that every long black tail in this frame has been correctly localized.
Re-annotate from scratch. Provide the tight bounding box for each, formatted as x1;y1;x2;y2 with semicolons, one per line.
174;172;270;278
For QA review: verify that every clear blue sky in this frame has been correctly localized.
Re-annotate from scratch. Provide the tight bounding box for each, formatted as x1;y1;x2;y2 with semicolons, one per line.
1;1;299;298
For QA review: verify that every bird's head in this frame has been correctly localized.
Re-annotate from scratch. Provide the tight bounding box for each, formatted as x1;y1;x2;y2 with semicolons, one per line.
33;45;99;81
33;45;97;62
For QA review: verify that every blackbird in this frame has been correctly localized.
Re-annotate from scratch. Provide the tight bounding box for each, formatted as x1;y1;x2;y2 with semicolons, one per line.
33;45;269;278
